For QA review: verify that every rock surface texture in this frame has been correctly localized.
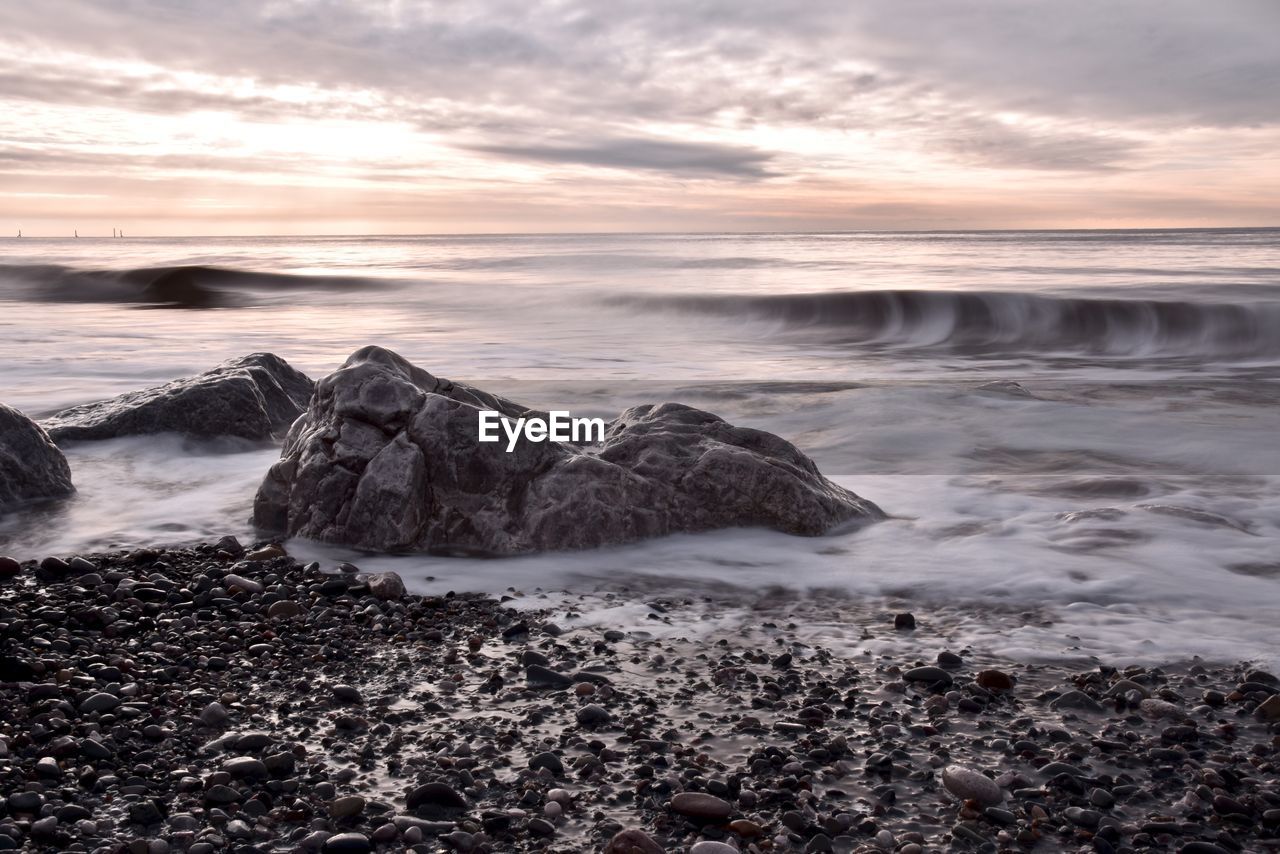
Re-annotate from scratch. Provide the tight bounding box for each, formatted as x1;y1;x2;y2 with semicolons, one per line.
0;404;75;512
254;346;881;554
42;353;314;443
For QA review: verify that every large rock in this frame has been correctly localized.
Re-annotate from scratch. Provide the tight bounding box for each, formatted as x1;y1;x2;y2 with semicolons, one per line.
253;346;881;555
0;404;75;512
42;353;314;443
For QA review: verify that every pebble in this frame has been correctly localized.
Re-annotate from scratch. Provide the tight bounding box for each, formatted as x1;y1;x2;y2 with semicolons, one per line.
368;571;406;600
221;756;268;778
199;701;229;726
406;781;466;813
894;612;916;630
604;829;665;854
529;751;565;775
245;544;287;561
941;766;1003;806
904;666;952;687
267;600;303;618
690;843;739;854
330;795;366;818
671;792;734;820
1050;690;1104;712
976;669;1014;691
527;817;556;836
79;691;120;713
526;664;574;688
1139;698;1181;718
575;703;611;726
221;573;263;594
322;832;371;852
332;684;363;704
1254;694;1280;721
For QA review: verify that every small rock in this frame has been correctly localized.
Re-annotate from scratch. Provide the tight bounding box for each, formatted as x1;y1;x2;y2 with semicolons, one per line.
30;816;58;837
332;684;363;704
604;829;666;854
937;650;963;669
222;756;268;778
975;669;1014;691
7;792;44;812
904;666;952;687
670;792;733;821
0;556;20;577
1065;806;1101;828
527;664;574;688
1254;694;1280;722
529;751;565;776
1050;690;1104;713
941;766;1003;806
323;833;371;853
267;600;303;618
894;612;915;630
406;781;466;815
1139;698;1181;719
575;704;611;726
79;692;120;714
690;843;739;854
221;573;263;594
527;817;556;836
214;535;245;557
204;784;241;804
199;702;229;726
330;796;366;819
245;544;286;562
368;571;406;601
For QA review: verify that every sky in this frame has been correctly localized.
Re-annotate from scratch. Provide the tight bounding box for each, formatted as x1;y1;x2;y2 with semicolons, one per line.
2;0;1279;235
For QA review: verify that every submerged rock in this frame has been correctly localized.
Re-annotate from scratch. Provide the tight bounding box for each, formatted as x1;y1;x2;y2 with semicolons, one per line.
0;404;75;512
42;353;314;443
253;346;882;554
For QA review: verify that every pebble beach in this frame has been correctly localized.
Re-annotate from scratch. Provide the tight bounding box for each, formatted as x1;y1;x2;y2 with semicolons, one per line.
2;540;1278;853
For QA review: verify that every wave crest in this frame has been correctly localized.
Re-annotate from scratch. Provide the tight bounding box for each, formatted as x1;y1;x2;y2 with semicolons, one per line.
612;289;1280;359
0;264;378;308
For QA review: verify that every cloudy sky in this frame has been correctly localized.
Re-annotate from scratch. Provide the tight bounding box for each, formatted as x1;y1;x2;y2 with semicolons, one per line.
2;0;1279;235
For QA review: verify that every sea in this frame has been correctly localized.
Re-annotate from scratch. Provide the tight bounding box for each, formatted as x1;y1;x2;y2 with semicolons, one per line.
2;229;1279;666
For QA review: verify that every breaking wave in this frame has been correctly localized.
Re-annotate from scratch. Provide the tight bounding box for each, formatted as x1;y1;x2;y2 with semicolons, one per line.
612;289;1280;359
0;264;381;308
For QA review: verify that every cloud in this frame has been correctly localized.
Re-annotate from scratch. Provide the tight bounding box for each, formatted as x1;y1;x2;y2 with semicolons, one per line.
1;1;1278;230
464;137;776;179
933;119;1140;172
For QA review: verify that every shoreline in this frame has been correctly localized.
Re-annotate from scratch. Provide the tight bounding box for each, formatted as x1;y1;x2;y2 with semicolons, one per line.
1;540;1278;853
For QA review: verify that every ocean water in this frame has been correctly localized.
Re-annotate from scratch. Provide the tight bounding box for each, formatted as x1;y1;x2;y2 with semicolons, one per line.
2;230;1279;666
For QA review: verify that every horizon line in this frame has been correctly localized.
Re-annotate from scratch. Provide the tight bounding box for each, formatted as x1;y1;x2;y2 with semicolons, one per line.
8;224;1280;240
